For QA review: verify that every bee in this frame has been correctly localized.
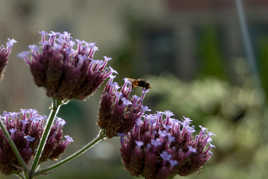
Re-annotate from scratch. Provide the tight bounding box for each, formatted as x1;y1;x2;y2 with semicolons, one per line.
127;78;151;90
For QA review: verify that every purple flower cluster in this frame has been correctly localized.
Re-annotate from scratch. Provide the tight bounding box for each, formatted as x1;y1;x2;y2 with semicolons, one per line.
0;30;215;178
98;78;150;138
0;39;16;80
18;31;116;100
0;109;73;175
120;111;215;179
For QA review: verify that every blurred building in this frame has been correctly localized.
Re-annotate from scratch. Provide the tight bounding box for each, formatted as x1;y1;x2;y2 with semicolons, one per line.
122;0;268;80
1;0;268;132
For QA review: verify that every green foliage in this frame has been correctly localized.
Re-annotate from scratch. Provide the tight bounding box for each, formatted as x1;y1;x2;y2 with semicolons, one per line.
145;75;261;126
258;36;268;102
197;25;227;80
144;75;266;179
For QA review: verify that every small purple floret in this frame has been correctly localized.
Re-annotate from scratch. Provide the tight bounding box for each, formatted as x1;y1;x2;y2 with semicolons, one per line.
0;109;73;175
160;151;172;161
18;31;116;100
135;141;144;148
120;112;215;179
64;135;74;143
24;136;35;142
0;39;16;80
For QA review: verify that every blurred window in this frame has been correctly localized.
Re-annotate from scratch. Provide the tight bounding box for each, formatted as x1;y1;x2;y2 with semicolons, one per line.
142;27;177;75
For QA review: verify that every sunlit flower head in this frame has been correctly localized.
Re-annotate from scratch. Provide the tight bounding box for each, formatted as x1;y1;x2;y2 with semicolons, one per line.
18;31;116;100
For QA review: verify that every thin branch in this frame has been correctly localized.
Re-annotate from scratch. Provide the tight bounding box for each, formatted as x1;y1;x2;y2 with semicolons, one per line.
30;99;62;177
34;130;106;176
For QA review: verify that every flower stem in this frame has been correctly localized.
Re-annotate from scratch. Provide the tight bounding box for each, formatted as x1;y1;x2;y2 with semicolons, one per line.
0;119;29;173
30;99;63;177
34;130;106;176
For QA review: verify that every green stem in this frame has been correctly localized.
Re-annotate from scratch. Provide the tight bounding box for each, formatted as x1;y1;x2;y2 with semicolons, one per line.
34;130;106;176
0;119;29;173
30;99;62;177
24;171;30;179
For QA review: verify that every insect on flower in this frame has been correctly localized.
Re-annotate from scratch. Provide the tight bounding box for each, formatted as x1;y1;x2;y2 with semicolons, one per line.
126;78;151;90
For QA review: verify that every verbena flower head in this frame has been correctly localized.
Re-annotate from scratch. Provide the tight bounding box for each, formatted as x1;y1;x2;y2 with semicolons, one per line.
120;111;215;179
0;39;16;80
0;109;73;175
18;31;116;100
98;78;150;138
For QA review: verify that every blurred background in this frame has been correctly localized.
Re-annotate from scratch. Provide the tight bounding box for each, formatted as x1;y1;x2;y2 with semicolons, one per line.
1;0;268;178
